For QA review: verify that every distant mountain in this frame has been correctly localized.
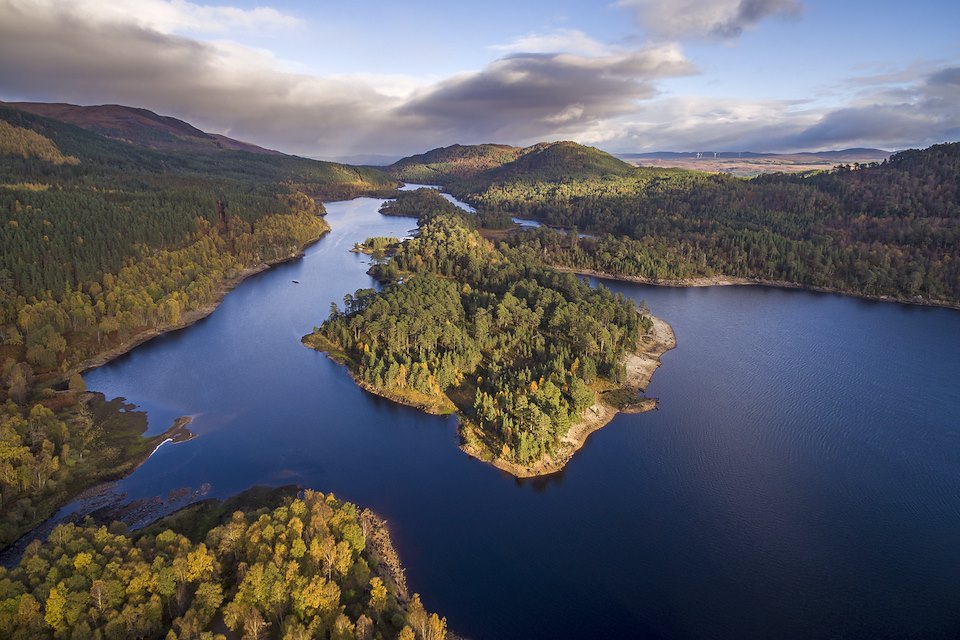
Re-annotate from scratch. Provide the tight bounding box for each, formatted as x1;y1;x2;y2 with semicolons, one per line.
791;148;891;161
388;141;635;186
618;148;890;162
387;143;525;184
479;141;635;184
0;101;282;155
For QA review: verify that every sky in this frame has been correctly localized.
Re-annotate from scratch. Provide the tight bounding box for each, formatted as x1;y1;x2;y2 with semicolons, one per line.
1;0;958;158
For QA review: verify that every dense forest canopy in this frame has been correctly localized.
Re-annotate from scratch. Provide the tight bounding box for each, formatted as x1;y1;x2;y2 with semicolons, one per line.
0;104;398;550
307;205;651;467
377;188;463;219
390;140;960;305
0;489;448;640
0;106;398;387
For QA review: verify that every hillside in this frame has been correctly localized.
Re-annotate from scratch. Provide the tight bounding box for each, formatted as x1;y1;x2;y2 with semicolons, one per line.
467;141;960;306
389;138;960;305
388;140;637;187
477;141;636;184
386;142;523;184
1;101;281;155
0;103;400;544
0;103;397;374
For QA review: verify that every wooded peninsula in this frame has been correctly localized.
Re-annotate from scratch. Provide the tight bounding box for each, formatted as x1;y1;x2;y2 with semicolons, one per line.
304;191;674;476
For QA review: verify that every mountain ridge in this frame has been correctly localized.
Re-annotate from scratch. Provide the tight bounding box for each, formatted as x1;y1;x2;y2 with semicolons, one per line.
387;140;635;185
0;101;283;155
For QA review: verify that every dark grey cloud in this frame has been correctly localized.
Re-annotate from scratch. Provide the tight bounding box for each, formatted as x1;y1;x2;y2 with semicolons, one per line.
927;67;960;88
711;0;803;37
396;47;693;143
0;0;393;155
0;1;695;155
775;66;960;150
618;0;802;40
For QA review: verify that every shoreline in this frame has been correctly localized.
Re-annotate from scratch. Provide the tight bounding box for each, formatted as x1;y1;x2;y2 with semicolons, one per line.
4;230;327;556
360;508;409;602
461;314;677;478
302;333;457;415
0;408;196;565
551;266;960;312
306;314;675;478
307;312;675;479
58;232;328;385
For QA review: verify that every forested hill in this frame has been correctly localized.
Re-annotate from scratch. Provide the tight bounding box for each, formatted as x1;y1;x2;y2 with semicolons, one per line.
391;140;960;306
385;143;524;184
477;141;635;184
1;101;281;155
387;141;641;186
0;103;396;382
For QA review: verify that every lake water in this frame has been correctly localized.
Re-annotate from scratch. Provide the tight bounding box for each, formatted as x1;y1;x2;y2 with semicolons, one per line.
43;191;960;638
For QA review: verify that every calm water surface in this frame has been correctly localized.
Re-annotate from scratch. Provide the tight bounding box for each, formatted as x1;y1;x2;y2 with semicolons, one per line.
50;191;960;638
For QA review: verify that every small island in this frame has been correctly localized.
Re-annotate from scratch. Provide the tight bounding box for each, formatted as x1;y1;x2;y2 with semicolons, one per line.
304;203;675;477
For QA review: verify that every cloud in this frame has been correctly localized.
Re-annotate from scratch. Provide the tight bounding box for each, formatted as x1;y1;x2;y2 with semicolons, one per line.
604;65;960;152
0;0;401;155
0;0;953;156
490;28;613;56
0;1;694;155
14;0;302;35
617;0;802;39
397;45;694;143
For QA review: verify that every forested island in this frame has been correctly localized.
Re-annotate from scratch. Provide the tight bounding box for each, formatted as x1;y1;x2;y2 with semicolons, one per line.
387;141;960;307
0;104;398;549
304;195;674;476
0;487;448;639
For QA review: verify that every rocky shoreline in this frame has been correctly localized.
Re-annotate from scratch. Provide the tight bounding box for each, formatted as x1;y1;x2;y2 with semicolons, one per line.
461;314;677;478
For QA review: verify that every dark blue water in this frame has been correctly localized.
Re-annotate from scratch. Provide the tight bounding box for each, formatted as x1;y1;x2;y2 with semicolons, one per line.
63;194;960;639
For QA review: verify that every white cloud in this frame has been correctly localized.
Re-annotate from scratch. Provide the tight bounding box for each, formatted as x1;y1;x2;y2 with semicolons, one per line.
8;0;302;36
491;28;613;56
